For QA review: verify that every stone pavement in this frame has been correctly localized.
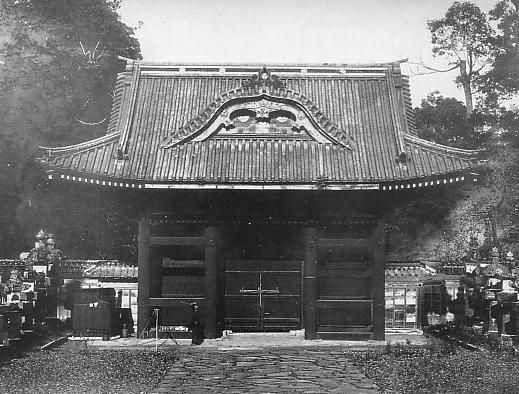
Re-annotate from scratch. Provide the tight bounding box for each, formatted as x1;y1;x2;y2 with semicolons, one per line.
74;331;440;393
152;347;380;394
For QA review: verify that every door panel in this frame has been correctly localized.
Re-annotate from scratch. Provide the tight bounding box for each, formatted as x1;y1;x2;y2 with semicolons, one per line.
318;303;372;326
319;277;371;298
224;269;261;330
261;271;301;295
224;271;260;294
225;260;302;331
262;296;301;330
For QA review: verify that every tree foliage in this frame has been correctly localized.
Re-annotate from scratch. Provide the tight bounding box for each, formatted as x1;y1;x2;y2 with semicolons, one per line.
0;0;141;258
428;1;496;117
479;0;519;103
413;92;488;149
415;0;519;231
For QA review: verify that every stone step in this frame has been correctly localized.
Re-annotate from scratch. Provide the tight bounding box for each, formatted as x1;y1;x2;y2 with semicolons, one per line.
318;331;373;340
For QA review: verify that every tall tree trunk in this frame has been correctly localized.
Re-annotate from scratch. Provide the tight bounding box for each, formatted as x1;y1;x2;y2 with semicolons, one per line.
459;60;473;118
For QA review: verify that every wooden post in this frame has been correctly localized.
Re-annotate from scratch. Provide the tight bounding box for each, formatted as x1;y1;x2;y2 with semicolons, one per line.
154;308;159;353
205;226;218;339
217;247;226;333
304;227;318;340
137;217;150;336
371;221;386;340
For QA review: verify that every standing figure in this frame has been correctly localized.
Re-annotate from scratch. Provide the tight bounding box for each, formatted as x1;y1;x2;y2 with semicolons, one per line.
190;303;204;345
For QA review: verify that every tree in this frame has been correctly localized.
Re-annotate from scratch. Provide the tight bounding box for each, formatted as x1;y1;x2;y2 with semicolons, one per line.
478;0;519;106
0;0;141;257
428;1;496;118
413;92;487;149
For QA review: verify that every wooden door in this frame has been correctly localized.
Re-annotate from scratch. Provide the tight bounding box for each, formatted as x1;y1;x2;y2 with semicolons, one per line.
224;260;302;331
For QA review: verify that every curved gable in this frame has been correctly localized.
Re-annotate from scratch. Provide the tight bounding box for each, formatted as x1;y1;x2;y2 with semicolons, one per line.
161;68;353;149
162;94;352;149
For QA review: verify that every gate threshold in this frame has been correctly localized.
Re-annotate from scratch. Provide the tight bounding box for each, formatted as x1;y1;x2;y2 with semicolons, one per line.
222;329;305;338
204;330;431;349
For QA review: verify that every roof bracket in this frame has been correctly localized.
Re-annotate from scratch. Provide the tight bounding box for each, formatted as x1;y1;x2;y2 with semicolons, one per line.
116;147;128;160
396;151;410;164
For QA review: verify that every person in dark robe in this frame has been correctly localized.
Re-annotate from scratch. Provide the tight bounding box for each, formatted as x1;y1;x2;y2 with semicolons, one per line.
190;303;204;345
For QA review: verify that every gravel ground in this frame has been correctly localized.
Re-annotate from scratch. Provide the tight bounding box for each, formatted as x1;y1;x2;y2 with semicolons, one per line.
0;347;175;394
349;347;519;394
3;342;519;393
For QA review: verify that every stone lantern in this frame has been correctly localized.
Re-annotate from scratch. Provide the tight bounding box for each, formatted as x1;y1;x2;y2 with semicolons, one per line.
35;229;46;250
46;234;56;252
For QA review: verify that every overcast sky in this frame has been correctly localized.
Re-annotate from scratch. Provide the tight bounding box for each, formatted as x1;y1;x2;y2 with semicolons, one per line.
119;0;497;107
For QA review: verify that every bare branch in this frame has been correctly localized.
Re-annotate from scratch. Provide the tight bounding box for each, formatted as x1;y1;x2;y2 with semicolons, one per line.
75;117;107;126
407;60;459;73
79;98;90;111
409;70;452;77
77;40;105;67
79;41;86;56
473;57;493;75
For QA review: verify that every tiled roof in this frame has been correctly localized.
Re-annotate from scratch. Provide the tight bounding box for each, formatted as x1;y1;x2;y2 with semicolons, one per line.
385;261;436;280
40;61;481;190
54;260;91;277
59;260;138;280
83;263;138;280
0;260;25;268
0;260;137;281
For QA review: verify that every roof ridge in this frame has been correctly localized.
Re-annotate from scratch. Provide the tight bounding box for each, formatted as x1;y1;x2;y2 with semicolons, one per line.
106;74;127;134
403;133;483;158
40;132;120;158
119;57;409;70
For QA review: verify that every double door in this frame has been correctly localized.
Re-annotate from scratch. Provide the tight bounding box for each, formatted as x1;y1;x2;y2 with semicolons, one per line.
224;260;302;331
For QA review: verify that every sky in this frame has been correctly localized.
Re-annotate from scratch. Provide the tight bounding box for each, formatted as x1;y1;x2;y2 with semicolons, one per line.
118;0;498;107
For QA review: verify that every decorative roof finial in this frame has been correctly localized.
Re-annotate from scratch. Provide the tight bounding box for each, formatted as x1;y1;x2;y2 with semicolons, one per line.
243;67;285;91
36;229;46;240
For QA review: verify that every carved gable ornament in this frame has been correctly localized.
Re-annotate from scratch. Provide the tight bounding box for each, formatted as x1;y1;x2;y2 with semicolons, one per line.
188;97;341;144
161;69;352;149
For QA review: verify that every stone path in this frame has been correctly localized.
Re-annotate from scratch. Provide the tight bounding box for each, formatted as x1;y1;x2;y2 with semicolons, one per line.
152;347;379;393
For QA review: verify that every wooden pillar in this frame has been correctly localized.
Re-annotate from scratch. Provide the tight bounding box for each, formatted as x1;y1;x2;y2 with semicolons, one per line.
304;227;318;340
371;221;386;340
205;226;218;338
137;217;150;336
217;247;226;333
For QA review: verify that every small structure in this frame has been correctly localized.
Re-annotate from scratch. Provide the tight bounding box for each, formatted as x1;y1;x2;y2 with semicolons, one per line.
463;247;519;335
57;260;138;326
385;261;436;330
